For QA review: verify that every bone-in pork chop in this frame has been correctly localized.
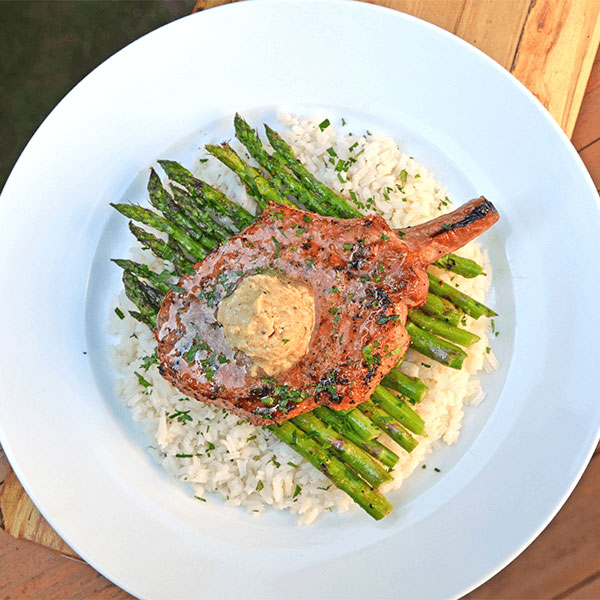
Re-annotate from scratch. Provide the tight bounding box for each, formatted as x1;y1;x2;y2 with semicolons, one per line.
156;197;498;424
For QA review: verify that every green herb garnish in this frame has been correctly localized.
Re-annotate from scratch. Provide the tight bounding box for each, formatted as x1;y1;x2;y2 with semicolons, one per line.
319;118;330;131
134;371;152;388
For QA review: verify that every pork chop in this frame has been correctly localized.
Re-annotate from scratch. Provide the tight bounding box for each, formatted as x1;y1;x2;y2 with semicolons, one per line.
156;197;498;424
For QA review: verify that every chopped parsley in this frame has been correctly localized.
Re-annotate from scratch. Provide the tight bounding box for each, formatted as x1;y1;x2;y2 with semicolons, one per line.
381;232;389;241
293;485;302;499
282;338;290;344
184;338;204;364
134;371;152;388
256;480;264;492
376;314;399;325
140;350;159;371
343;243;354;251
361;344;381;367
319;118;330;131
114;307;125;320
168;409;192;424
400;169;408;184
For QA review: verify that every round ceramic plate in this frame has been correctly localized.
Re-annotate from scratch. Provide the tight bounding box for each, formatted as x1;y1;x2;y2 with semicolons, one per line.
1;1;599;598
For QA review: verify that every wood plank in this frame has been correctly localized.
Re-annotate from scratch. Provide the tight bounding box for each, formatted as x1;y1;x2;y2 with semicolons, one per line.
579;138;600;190
466;454;600;599
511;0;600;137
558;572;600;599
0;529;132;600
572;48;600;151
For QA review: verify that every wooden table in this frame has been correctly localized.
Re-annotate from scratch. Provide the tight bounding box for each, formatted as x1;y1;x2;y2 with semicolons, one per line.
2;1;600;598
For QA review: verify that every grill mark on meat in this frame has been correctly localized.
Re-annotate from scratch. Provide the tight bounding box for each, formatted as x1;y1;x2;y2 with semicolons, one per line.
156;197;498;425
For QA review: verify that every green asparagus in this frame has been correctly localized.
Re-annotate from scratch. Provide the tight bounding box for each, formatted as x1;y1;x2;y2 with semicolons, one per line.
382;369;428;404
419;293;463;326
405;321;467;369
158;159;254;228
370;387;425;435
292;412;392;488
428;272;497;319
434;254;484;278
408;309;480;347
267;420;393;520
357;401;418;453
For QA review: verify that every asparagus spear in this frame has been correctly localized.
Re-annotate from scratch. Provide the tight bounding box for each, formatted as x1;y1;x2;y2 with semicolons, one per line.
158;159;254;228
122;270;158;328
419;293;463;326
171;186;236;241
264;124;363;218
147;169;219;252
382;369;428;404
357;401;418;453
428;272;497;319
371;387;425;436
128;222;194;276
337;407;382;441
405;321;467;369
292;412;392;488
234;114;330;215
434;253;484;278
267;420;393;520
205;143;296;209
313;407;399;468
111;259;181;297
110;203;207;261
408;309;480;347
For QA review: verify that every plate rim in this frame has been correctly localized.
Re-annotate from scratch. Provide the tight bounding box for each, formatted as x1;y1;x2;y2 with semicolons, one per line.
1;1;600;598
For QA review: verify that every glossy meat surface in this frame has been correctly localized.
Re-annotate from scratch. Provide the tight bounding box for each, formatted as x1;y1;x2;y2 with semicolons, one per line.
156;197;498;424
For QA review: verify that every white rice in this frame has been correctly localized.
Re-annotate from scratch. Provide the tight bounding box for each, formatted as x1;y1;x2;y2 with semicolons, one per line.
108;112;498;525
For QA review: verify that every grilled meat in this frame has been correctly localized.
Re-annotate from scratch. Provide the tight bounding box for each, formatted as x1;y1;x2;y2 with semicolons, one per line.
156;196;498;424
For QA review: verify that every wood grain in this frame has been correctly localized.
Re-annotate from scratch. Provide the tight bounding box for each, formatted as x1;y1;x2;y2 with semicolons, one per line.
571;40;600;150
2;1;600;599
511;0;600;137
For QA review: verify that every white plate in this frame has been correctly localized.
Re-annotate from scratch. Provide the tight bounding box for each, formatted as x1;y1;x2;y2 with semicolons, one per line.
1;1;599;598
